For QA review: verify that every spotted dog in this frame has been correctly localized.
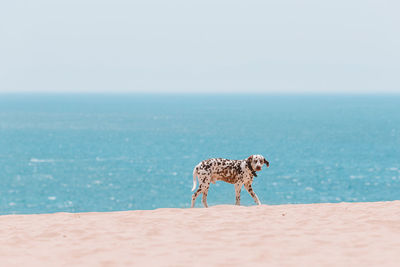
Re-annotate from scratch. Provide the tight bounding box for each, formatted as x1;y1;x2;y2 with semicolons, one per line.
191;155;269;208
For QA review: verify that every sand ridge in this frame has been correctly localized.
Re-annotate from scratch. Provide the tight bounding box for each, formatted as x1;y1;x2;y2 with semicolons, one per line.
1;201;400;266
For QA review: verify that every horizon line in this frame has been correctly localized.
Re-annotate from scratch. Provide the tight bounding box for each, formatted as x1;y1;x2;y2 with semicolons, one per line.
0;91;400;95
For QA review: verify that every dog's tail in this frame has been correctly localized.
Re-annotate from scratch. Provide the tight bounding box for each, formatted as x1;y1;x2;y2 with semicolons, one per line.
191;166;198;192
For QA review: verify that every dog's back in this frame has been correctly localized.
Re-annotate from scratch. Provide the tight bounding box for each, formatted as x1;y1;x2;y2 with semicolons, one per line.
192;158;244;190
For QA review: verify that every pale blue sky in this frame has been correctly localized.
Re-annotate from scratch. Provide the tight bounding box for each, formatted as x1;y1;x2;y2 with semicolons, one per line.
0;0;399;93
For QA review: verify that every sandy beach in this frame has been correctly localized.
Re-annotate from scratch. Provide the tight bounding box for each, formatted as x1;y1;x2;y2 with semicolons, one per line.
1;201;400;266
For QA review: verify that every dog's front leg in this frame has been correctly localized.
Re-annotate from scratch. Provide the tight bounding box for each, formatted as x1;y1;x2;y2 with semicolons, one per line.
234;183;242;205
244;183;261;205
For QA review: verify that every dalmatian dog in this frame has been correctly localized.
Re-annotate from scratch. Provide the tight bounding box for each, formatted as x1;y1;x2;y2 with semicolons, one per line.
191;154;269;208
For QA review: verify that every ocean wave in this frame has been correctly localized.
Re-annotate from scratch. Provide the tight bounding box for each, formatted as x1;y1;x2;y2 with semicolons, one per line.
95;156;132;162
30;158;55;163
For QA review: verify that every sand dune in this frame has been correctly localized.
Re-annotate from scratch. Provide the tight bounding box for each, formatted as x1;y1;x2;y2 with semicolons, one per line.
1;201;400;266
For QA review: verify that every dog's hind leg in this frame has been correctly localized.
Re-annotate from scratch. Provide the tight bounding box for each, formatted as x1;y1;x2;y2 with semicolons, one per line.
201;186;209;208
191;188;202;208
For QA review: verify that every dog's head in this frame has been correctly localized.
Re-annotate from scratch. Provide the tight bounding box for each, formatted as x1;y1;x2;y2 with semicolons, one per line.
246;154;269;172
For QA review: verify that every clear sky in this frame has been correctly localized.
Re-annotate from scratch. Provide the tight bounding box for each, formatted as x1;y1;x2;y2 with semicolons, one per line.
0;0;399;93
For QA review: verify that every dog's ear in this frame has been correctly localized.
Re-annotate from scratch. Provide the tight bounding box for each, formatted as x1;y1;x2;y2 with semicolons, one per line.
246;155;254;167
263;157;270;167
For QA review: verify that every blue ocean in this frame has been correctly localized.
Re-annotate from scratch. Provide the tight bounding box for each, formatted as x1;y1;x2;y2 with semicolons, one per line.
0;94;399;215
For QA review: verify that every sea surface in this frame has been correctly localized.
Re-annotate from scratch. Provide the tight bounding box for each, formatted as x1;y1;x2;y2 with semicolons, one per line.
0;94;399;214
